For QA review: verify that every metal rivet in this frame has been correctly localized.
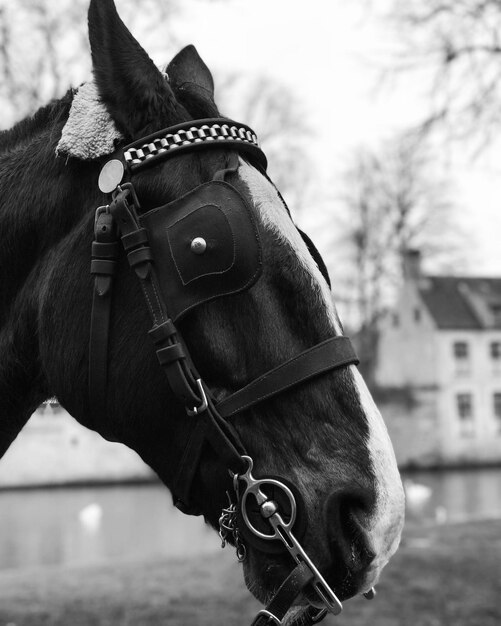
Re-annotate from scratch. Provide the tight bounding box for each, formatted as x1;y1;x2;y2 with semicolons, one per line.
190;237;207;255
260;500;278;519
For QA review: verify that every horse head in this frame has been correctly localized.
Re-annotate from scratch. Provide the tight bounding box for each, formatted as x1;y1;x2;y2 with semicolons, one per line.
1;0;405;622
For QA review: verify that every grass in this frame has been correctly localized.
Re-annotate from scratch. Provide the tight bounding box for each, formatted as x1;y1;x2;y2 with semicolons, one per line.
0;519;499;626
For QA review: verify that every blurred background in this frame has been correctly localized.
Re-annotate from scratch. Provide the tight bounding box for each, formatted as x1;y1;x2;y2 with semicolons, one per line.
1;0;500;624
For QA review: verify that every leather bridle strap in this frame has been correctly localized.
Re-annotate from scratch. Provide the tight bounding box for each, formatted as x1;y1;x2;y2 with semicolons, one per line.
217;336;359;418
106;186;248;510
251;561;315;626
109;185;202;407
88;207;119;420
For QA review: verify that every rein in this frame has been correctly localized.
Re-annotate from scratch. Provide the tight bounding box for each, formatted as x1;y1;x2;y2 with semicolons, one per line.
89;118;367;625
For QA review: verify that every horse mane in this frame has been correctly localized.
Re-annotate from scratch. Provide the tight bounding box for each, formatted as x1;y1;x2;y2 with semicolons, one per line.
0;89;74;154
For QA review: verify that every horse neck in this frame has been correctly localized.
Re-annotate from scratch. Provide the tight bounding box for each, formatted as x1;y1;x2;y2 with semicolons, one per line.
0;116;98;323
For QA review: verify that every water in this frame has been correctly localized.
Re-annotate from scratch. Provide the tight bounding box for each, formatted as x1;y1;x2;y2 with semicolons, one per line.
0;484;219;571
402;466;501;524
1;468;500;571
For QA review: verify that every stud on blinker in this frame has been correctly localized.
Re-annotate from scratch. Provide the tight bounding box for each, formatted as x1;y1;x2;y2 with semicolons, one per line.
191;237;207;255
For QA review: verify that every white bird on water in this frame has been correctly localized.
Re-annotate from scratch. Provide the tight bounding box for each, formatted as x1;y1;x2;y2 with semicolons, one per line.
78;502;103;531
404;479;432;510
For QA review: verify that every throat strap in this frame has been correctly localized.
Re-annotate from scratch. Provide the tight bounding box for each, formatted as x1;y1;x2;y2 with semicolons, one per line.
217;336;359;418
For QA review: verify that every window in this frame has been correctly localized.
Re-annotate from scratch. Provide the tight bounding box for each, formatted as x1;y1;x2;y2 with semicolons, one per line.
454;342;468;359
453;341;470;376
494;393;501;434
491;342;501;375
456;393;474;437
492;305;501;327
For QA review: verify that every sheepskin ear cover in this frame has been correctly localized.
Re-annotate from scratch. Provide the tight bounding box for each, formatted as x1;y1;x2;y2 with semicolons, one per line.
56;81;124;160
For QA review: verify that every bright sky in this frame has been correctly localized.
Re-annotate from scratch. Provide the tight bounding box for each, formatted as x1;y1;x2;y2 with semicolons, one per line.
155;0;501;277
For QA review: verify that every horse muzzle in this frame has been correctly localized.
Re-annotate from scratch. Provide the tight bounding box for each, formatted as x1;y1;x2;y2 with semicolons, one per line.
220;455;379;624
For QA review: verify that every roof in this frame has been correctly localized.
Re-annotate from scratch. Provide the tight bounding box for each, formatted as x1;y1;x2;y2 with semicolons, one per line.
417;276;501;330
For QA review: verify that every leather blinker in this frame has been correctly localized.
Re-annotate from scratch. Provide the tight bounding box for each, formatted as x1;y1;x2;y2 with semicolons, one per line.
139;181;262;321
168;204;234;285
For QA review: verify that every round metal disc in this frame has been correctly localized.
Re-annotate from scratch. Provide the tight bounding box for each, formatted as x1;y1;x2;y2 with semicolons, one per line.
98;159;124;193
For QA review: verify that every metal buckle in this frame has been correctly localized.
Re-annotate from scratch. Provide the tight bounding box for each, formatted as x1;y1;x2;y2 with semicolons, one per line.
94;205;110;232
186;378;208;416
309;607;328;623
255;609;281;625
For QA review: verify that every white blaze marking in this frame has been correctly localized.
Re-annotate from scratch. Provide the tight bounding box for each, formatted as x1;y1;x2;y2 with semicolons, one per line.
238;160;405;585
238;160;342;334
350;367;405;588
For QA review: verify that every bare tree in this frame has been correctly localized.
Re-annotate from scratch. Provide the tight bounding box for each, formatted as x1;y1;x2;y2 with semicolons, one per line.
380;0;501;150
0;0;179;128
338;134;464;382
217;73;314;215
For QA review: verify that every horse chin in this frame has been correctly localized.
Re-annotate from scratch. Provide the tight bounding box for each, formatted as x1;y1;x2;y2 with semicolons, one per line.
241;549;321;610
241;555;332;626
241;542;373;617
242;550;290;605
242;558;312;626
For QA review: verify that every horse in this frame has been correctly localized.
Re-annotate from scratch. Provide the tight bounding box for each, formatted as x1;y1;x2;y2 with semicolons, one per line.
0;0;405;624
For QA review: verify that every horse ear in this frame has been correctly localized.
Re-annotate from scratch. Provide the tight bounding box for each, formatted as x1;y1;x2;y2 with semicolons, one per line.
168;45;214;97
88;0;185;138
167;45;219;118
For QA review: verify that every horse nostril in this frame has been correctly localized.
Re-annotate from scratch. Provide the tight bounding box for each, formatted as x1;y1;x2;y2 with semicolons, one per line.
326;489;376;575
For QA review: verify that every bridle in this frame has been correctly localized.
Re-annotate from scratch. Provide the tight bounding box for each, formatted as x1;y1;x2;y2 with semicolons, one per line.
88;118;372;625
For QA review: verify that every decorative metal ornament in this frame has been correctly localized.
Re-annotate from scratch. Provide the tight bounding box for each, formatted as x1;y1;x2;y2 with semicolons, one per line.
190;237;207;255
98;159;124;193
218;492;247;563
124;122;260;168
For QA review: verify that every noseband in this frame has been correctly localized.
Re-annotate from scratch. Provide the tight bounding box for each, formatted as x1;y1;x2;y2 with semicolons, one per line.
89;118;371;625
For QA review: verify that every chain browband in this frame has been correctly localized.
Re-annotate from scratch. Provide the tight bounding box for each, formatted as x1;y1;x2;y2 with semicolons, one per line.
124;118;267;172
89;118;371;626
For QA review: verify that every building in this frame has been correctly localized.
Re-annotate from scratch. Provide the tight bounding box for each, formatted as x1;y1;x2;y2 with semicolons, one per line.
376;250;501;467
0;401;153;488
